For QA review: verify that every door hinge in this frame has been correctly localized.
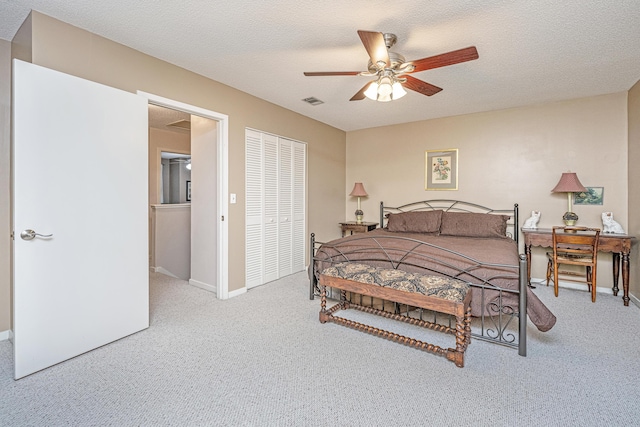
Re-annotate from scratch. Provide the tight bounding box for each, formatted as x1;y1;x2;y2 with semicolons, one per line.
221;215;225;221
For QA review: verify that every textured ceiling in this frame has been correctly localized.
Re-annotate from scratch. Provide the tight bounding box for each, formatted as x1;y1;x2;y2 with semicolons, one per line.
148;104;190;134
2;0;640;131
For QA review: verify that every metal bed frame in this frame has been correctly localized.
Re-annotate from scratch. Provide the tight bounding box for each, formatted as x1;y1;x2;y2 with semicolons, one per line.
309;200;527;356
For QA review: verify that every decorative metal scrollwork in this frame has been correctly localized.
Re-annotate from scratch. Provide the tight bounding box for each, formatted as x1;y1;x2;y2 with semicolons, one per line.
485;299;518;344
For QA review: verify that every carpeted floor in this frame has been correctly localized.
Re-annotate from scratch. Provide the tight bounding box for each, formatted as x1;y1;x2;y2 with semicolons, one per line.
0;271;639;426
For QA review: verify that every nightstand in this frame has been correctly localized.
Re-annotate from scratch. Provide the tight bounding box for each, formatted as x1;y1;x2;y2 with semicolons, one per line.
339;221;378;237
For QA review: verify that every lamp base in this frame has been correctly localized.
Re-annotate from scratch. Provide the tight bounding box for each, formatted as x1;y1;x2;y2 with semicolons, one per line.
562;211;578;227
355;209;363;224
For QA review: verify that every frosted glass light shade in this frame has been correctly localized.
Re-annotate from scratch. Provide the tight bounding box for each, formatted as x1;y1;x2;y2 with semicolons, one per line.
392;82;407;99
364;78;406;102
364;82;378;100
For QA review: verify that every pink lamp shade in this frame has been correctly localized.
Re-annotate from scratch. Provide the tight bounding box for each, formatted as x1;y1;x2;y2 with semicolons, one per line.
551;173;587;193
349;182;368;197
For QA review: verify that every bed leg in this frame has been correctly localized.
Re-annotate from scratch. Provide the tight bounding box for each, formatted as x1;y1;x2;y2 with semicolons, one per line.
309;272;317;301
309;233;316;300
518;254;528;357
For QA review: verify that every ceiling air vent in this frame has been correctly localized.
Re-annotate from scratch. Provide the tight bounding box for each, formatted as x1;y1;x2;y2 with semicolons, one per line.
302;97;324;106
167;119;191;130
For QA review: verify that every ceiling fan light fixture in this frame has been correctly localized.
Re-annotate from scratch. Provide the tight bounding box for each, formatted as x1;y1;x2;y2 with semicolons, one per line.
364;76;405;102
377;76;394;99
392;81;407;99
364;82;379;100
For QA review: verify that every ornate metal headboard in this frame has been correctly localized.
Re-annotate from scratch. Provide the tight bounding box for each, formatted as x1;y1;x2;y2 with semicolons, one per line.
380;199;519;245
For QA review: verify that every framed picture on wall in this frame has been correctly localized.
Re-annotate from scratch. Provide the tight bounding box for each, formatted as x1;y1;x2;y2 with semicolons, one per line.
186;181;191;201
425;149;458;190
574;186;603;205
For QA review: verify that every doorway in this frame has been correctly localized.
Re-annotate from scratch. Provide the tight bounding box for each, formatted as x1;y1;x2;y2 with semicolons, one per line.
148;104;192;281
141;92;230;299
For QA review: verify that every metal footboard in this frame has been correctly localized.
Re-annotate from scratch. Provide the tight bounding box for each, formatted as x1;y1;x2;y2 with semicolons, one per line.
309;233;528;356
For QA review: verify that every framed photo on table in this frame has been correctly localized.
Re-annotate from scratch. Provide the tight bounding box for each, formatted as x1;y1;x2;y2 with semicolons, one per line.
425;149;458;190
186;180;191;201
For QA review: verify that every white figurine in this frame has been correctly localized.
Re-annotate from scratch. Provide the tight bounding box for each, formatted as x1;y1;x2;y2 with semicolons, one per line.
522;211;541;229
602;212;625;234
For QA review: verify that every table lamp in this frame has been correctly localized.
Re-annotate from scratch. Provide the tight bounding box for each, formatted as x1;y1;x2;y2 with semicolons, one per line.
551;172;587;226
349;182;368;224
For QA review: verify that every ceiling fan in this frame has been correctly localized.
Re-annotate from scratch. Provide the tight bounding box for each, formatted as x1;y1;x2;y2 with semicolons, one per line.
304;30;479;102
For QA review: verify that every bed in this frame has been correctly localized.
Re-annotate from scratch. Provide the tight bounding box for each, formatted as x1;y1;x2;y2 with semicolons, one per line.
309;200;557;356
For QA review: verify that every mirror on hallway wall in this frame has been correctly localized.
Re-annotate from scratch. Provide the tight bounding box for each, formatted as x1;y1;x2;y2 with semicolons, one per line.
161;152;191;204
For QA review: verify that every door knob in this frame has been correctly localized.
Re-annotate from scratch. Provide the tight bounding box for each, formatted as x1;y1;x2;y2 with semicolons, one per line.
20;229;53;240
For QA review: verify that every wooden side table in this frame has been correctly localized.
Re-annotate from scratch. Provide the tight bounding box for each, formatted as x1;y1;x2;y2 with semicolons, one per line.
339;221;378;237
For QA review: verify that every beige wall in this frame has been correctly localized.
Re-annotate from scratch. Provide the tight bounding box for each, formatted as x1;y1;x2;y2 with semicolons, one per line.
628;79;640;301
346;93;629;287
0;39;11;332
151;205;191;280
10;13;31;63
1;10;346;324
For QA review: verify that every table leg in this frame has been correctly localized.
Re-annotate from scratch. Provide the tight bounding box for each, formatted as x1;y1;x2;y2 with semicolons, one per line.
525;243;534;288
622;252;630;306
612;252;620;296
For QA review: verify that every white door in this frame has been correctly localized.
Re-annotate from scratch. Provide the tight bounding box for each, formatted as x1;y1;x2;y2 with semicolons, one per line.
278;138;293;277
263;134;279;283
12;60;149;379
245;130;264;288
292;141;306;272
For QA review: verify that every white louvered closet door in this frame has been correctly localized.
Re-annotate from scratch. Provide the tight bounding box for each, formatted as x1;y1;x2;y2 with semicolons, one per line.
292;141;306;272
245;130;264;288
278;138;293;277
245;130;306;289
263;134;280;283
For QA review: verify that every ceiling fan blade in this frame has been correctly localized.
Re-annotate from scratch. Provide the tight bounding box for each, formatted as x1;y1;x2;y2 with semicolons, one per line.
303;71;362;76
357;30;390;68
402;75;443;96
408;46;478;73
350;82;374;101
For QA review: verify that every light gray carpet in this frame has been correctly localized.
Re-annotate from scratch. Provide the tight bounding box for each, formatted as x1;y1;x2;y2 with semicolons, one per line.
0;272;639;426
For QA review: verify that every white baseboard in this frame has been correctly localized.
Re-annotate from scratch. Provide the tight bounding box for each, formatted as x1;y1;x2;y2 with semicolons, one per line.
188;279;246;299
189;278;217;294
531;277;614;294
228;286;247;299
0;330;11;342
153;266;180;279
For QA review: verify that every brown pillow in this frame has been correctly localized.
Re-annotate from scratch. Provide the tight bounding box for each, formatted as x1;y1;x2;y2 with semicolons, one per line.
440;212;509;238
386;210;443;233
